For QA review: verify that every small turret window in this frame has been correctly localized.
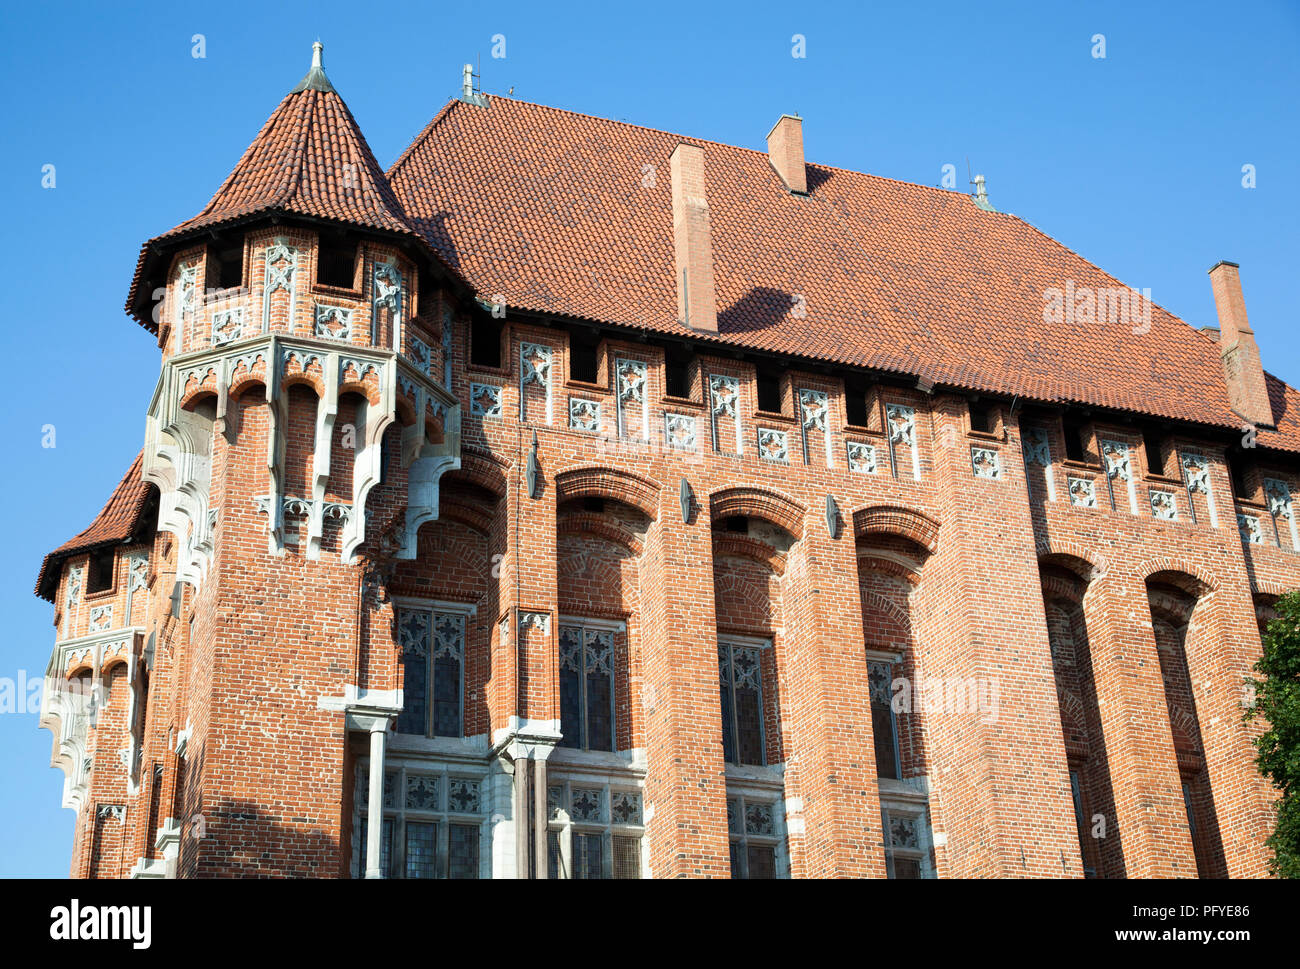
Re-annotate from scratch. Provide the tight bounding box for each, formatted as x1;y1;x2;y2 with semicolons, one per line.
87;549;115;594
212;238;244;291
317;237;358;289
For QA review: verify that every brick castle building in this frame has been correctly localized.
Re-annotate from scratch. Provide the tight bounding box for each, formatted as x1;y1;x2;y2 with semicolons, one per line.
34;45;1298;879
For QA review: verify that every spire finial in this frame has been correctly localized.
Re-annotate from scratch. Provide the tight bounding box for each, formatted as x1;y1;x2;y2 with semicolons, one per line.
290;40;335;94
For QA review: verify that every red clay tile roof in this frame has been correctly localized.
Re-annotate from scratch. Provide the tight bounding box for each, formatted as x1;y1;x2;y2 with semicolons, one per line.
388;97;1300;453
35;451;154;602
125;61;419;323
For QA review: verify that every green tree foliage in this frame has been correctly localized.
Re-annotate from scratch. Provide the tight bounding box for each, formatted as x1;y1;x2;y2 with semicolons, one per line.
1248;590;1300;878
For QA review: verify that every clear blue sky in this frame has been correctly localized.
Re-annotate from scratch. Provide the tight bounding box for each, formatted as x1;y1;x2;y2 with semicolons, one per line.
1;0;1296;876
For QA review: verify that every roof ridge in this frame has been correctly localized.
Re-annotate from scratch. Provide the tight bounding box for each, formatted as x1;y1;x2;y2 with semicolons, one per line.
409;95;990;205
388;97;459;180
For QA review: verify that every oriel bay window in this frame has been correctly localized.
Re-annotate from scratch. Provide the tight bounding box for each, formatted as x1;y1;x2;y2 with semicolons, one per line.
718;638;768;766
559;619;622;752
395;601;470;738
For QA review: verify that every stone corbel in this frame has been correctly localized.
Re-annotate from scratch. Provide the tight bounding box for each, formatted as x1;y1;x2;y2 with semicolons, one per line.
143;374;215;587
264;336;287;554
340;360;396;562
394;372;461;560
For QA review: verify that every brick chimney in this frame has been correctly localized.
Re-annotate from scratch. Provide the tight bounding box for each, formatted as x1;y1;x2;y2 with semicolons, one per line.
766;114;807;194
670;143;718;332
1208;261;1273;428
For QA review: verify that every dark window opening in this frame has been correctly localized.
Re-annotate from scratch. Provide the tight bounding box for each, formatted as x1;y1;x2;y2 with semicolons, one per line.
418;266;437;316
1142;428;1167;476
213;239;243;290
756;367;782;413
470;313;502;369
724;516;748;533
665;348;692;399
582;496;605;513
1227;454;1251;499
87;548;115;594
845;385;870;427
968;400;996;434
1062;417;1087;462
317;237;358;288
569;331;599;383
1070;768;1099;878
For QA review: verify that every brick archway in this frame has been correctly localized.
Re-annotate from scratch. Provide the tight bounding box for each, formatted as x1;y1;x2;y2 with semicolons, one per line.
851;504;939;551
709;486;805;539
450;446;510;497
554;466;661;519
1138;558;1219;596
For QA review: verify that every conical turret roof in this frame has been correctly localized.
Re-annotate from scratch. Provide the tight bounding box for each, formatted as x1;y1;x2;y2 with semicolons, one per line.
126;43;418;327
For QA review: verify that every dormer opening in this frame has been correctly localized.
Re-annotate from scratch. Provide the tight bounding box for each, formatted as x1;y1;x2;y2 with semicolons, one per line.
569;329;600;384
469;307;503;369
968;400;996;435
845;383;870;428
317;234;358;289
212;237;244;291
87;548;115;594
665;345;693;399
1062;415;1087;462
756;366;782;413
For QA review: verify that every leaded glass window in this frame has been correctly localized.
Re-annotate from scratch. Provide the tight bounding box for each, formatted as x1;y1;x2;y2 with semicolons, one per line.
719;640;767;766
357;816;394;877
546;779;643;879
1069;769;1098;878
881;806;934;879
726;794;781;879
559;622;617;751
868;659;902;780
354;764;483;879
396;605;466;738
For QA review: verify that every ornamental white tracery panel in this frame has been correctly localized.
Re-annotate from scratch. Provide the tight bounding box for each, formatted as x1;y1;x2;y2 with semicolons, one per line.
1101;439;1139;513
262;243;297;333
885;403;920;480
846;441;878;474
470;382;502;418
709;373;742;455
1264;477;1298;550
1022;426;1056;500
520;342;554;424
1068;476;1098;508
798;389;833;466
314;304;352;341
616;358;649;440
664;413;697;450
756;428;788;463
175;263;199;351
211;307;245;347
1180;451;1219;528
1150;490;1178;521
569;397;600;433
372;260;404;348
970;446;1001;479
